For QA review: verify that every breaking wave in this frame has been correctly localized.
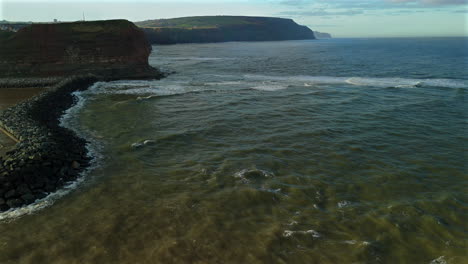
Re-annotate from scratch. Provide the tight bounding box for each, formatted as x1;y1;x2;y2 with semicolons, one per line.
82;75;468;98
244;74;468;89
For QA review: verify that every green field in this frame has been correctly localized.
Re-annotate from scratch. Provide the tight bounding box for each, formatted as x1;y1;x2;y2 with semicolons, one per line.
136;16;287;29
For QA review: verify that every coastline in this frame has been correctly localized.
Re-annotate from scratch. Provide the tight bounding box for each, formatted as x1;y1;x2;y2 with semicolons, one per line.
0;76;98;212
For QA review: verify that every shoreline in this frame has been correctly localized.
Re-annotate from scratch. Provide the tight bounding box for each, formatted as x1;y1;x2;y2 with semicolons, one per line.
0;76;99;212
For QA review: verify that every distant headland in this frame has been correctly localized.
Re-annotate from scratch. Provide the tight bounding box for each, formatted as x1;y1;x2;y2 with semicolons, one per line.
1;17;332;46
135;16;317;44
314;31;332;39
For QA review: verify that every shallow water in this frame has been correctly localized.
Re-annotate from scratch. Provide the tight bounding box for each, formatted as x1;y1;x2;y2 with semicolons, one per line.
0;38;467;263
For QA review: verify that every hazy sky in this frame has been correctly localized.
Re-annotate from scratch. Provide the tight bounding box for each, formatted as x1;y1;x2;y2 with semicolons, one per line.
1;0;467;37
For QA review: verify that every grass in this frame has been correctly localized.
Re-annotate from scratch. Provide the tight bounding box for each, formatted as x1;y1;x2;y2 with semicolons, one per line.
136;16;288;29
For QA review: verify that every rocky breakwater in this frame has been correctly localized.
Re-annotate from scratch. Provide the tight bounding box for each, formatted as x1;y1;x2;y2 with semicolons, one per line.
0;19;162;79
0;19;164;211
0;76;97;211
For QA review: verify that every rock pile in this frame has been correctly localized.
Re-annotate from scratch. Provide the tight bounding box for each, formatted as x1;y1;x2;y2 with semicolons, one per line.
0;76;97;211
0;77;62;89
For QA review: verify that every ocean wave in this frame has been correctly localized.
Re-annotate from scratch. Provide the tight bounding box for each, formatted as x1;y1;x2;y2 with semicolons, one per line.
85;80;213;97
0;175;89;222
244;74;468;89
159;57;233;61
63;74;468;100
234;169;275;183
251;83;288;91
337;200;352;208
342;240;370;246
283;229;321;238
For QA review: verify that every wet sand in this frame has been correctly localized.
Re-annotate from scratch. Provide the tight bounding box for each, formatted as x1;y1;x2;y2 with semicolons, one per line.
0;87;48;157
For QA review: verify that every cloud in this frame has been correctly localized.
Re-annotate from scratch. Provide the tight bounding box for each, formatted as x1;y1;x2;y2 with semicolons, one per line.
387;0;467;6
278;9;364;16
312;24;342;27
279;0;310;5
276;0;466;18
278;0;468;7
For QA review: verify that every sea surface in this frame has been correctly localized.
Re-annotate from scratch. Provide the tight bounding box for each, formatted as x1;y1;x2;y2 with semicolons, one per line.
0;38;467;263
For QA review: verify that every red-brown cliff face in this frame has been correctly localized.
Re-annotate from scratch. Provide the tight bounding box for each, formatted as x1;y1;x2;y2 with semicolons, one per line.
0;19;161;79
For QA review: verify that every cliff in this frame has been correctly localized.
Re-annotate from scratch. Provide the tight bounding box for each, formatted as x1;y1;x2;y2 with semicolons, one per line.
0;19;161;79
136;16;315;44
314;31;332;39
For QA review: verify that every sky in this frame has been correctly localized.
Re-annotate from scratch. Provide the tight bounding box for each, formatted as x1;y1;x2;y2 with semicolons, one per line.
0;0;467;37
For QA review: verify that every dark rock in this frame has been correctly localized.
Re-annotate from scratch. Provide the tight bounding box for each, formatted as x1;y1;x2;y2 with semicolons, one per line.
34;192;47;200
30;181;45;190
6;198;24;208
0;204;9;211
45;183;55;193
71;161;80;169
4;189;17;199
16;184;31;195
20;193;35;204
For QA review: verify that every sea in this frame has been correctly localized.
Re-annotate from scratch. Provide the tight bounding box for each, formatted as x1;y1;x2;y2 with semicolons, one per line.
0;38;467;263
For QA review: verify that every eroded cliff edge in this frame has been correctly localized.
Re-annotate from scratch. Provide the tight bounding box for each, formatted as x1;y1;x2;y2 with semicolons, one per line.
0;19;162;79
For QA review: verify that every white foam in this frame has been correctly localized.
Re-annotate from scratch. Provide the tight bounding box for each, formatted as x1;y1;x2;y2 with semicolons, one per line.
65;75;468;99
234;169;274;183
337;200;352;208
86;80;211;97
244;74;468;89
430;256;447;264
283;229;321;238
343;240;370;246
251;83;288;91
131;139;156;149
161;57;230;61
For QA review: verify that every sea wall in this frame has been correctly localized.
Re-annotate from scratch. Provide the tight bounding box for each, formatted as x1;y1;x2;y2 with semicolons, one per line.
0;76;97;211
0;77;63;89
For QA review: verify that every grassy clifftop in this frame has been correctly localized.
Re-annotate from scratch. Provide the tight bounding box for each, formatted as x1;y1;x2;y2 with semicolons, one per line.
136;16;293;29
136;16;315;44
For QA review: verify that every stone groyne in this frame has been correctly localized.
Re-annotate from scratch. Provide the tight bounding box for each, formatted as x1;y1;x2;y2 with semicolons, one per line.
0;77;62;89
0;76;97;211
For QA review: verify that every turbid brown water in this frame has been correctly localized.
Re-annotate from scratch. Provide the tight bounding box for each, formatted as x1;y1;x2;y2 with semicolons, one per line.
0;39;466;264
